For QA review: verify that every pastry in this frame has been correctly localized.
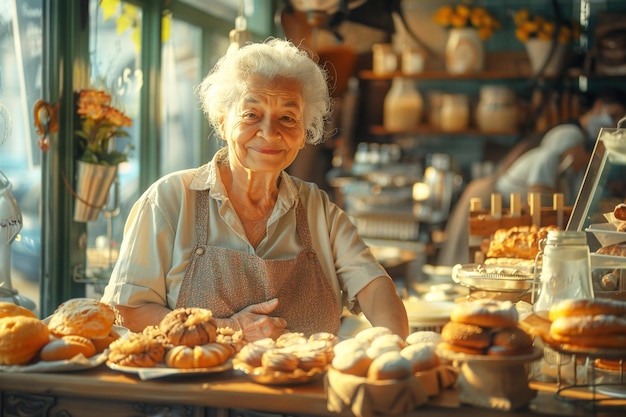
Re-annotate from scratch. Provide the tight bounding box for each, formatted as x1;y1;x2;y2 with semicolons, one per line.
40;335;96;361
107;332;165;367
165;342;233;369
486;225;559;260
47;298;115;339
0;302;37;319
613;203;626;221
549;298;626;321
91;328;121;354
159;307;217;346
487;327;533;356
0;316;51;365
405;330;441;347
354;326;393;344
440;321;492;352
597;241;626;257
261;349;299;372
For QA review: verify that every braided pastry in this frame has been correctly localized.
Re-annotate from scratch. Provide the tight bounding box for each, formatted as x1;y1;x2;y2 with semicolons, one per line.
159;307;217;346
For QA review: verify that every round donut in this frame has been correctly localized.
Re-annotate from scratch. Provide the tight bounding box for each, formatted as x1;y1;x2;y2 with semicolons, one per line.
367;350;413;381
450;299;519;328
40;335;96;361
400;342;439;372
165;342;233;369
159;307;217;346
0;316;50;365
550;314;626;337
550;333;626;349
441;321;492;350
0;302;37;319
438;342;485;355
548;298;626;322
488;327;533;356
613;203;626;221
107;332;165;367
47;298;115;339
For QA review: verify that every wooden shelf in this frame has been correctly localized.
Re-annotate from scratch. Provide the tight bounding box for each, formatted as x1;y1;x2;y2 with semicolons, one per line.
369;125;520;137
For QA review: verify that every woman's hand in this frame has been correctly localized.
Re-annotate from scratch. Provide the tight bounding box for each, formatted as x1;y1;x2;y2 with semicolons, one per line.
228;298;288;342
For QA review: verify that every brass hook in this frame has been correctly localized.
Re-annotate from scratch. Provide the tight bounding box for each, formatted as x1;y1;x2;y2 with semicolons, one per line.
33;99;59;153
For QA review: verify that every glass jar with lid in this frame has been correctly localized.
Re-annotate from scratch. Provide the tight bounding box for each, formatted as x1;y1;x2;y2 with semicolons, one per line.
440;93;469;132
532;230;593;320
476;85;518;132
383;78;423;132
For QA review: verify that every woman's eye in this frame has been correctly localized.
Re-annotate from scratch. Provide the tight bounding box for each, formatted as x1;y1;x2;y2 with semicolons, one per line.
280;115;297;126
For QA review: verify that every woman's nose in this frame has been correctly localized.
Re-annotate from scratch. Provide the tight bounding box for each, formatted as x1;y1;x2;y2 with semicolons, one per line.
258;117;280;140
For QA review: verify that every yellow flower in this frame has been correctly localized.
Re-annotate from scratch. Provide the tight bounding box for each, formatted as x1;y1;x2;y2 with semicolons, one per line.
433;3;500;40
512;9;580;44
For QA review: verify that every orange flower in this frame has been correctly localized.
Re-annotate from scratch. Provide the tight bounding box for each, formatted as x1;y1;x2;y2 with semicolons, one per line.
75;89;133;165
513;8;579;44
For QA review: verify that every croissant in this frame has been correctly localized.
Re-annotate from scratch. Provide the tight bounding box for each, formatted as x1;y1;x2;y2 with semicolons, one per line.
165;342;233;369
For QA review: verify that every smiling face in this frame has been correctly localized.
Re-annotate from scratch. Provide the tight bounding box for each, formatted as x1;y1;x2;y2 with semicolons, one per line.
220;74;306;175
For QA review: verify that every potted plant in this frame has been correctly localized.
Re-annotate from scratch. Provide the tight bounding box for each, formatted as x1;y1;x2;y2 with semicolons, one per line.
73;89;133;222
513;8;580;76
433;3;500;74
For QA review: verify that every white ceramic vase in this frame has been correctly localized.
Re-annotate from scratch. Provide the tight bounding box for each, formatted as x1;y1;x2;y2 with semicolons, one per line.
445;28;484;74
525;39;569;76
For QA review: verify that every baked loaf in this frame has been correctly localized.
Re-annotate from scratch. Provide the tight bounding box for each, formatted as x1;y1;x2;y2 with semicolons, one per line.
596;241;626;257
165;342;233;369
40;335;96;361
485;225;559;259
47;298;115;339
159;307;217;346
91;329;121;354
107;332;165;367
0;316;51;365
0;302;37;319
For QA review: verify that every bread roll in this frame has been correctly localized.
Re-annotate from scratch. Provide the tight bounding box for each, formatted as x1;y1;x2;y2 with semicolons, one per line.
597;241;626;257
0;316;50;365
0;302;37;319
487;327;533;356
367;350;412;381
400;343;439;372
48;298;115;339
354;326;393;344
92;329;121;353
40;335;96;361
261;349;299;372
441;321;492;351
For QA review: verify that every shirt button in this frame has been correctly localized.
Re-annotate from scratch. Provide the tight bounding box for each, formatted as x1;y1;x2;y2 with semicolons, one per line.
195;247;205;255
307;251;316;259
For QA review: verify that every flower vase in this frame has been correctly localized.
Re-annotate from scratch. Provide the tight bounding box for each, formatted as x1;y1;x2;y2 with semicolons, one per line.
525;39;569;76
445;28;484;74
73;160;118;222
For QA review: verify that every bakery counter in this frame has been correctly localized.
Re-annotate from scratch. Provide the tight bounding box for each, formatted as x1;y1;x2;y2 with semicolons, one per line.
1;366;625;417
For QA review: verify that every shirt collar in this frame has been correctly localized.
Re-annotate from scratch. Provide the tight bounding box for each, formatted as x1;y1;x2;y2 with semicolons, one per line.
189;147;299;210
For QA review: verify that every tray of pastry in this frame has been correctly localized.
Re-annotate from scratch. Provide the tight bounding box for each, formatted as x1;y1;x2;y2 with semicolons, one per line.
452;263;536;292
233;359;327;385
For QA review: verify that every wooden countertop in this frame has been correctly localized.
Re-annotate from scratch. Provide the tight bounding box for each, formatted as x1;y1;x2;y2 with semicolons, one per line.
1;365;625;416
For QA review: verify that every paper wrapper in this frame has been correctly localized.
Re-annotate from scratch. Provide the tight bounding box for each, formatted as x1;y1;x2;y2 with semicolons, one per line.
325;365;458;417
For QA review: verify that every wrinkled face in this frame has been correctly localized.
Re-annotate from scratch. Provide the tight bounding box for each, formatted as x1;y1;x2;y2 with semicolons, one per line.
220;74;306;174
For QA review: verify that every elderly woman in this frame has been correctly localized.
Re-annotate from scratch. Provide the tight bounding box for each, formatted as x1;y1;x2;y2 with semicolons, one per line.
101;38;408;341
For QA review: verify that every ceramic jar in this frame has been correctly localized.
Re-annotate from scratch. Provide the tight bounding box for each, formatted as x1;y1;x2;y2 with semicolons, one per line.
476;85;518;132
383;78;423;132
